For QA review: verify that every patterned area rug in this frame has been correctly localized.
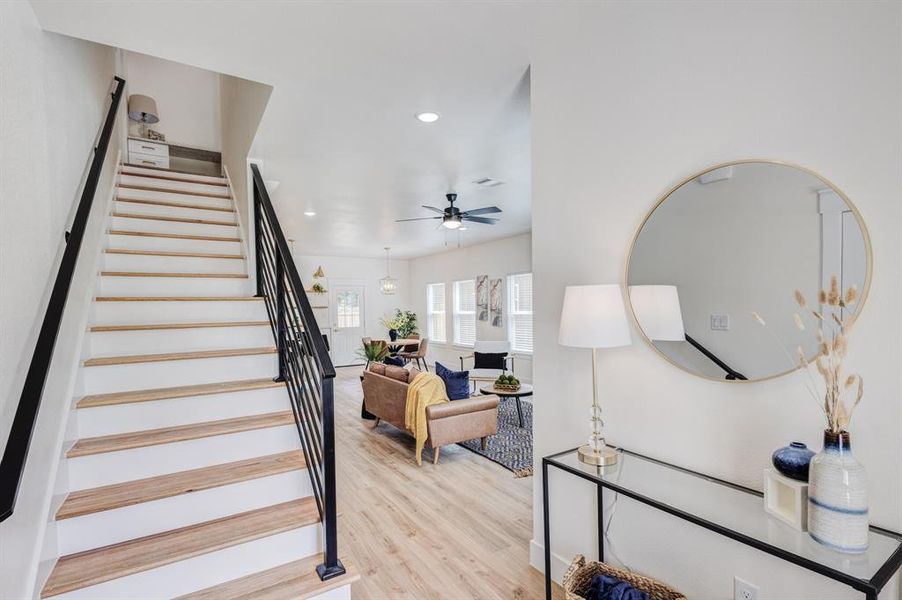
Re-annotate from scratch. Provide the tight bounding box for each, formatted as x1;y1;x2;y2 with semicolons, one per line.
459;396;533;477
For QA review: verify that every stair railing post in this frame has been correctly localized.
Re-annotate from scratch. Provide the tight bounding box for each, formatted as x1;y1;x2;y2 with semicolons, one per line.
253;183;264;298
315;375;345;580
274;252;287;383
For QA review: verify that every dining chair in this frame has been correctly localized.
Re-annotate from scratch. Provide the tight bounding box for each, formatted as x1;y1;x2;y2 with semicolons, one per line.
399;338;430;371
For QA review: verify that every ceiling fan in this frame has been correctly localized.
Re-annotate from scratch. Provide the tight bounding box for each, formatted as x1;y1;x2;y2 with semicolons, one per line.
396;193;501;230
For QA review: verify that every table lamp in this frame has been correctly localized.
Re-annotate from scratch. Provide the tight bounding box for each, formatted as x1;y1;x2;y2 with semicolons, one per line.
127;94;159;138
628;285;685;341
559;284;632;466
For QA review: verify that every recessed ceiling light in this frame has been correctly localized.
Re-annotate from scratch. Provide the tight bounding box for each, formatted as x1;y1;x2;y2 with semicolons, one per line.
459;226;468;231
304;211;316;217
415;111;440;123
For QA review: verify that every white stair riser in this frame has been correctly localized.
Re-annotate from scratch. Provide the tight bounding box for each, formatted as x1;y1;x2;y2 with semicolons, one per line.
98;275;251;297
57;470;312;554
67;425;300;489
76;386;287;437
51;525;320;599
82;353;276;394
116;187;230;206
75;387;291;438
103;252;246;274
311;584;353;600
92;300;267;324
110;216;238;237
107;233;241;254
118;175;231;197
114;200;235;221
88;325;272;356
121;166;227;186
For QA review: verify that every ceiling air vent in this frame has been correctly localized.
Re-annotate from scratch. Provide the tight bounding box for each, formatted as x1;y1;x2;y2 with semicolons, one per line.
473;177;505;188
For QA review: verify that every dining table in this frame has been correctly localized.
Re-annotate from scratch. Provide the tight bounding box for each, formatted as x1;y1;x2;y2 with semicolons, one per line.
374;338;420;354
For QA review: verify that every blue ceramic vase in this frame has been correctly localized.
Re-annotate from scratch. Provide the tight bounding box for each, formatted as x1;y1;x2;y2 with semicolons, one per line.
772;442;815;481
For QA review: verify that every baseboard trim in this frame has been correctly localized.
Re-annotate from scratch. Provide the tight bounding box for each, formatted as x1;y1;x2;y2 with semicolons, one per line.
529;539;571;585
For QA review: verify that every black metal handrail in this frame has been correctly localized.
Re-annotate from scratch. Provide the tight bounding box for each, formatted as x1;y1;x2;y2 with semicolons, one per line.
684;333;747;380
0;76;126;522
250;164;345;580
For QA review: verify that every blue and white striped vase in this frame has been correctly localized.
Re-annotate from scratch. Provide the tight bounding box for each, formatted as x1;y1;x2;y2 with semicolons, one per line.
807;431;869;553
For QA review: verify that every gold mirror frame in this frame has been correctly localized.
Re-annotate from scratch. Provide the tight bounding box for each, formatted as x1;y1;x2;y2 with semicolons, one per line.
624;159;874;383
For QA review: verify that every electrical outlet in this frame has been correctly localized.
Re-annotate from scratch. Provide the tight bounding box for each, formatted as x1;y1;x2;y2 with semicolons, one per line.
734;577;758;600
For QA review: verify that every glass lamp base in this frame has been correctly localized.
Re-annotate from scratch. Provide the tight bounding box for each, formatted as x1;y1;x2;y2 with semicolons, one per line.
578;444;619;466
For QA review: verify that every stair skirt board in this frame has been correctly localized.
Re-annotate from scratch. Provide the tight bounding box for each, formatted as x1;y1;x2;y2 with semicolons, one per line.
80;351;277;394
109;216;238;237
56;470;312;555
92;298;266;324
102;252;247;274
75;386;289;437
97;275;252;297
67;424;301;490
43;512;320;599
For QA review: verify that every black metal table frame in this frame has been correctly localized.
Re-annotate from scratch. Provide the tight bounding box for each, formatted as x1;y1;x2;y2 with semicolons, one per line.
479;386;532;428
542;446;902;600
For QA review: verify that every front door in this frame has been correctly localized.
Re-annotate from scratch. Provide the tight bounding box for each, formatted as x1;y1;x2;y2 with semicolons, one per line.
331;283;366;366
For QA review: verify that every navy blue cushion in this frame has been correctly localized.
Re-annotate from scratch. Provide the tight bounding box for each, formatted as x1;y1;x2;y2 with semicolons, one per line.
383;356;406;367
474;351;506;370
435;362;470;400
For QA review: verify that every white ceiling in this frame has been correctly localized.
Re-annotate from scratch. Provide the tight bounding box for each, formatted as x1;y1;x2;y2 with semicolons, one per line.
30;1;534;259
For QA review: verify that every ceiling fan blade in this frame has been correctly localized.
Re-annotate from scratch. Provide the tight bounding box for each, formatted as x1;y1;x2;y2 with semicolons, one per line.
396;216;442;222
462;216;499;225
422;205;446;214
461;206;502;216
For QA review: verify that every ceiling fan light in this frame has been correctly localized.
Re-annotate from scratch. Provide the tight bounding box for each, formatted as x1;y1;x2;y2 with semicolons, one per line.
443;218;462;230
415;111;440;123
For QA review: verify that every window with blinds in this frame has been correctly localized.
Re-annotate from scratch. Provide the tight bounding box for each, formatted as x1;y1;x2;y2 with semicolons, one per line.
426;283;447;343
508;273;533;353
453;279;476;346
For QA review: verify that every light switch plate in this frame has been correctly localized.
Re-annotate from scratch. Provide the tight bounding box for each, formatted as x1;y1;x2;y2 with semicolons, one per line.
710;313;730;331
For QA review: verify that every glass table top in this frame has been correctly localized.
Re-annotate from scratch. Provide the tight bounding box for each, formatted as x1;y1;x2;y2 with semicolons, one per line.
546;448;902;584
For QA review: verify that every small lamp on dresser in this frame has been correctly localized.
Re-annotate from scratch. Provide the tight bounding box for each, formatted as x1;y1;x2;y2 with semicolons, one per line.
558;284;632;466
127;94;159;138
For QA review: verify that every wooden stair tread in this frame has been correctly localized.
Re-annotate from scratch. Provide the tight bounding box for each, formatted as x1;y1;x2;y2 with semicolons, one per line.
41;498;318;598
77;377;282;408
118;183;230;199
105;248;244;259
100;271;249;279
67;411;294;458
90;321;268;332
108;229;240;242
116;197;233;213
57;451;304;520
176;554;359;600
84;346;276;367
119;170;228;187
112;212;237;227
95;296;262;302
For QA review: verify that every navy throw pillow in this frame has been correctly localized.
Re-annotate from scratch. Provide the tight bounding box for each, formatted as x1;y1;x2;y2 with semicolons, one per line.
383;356;406;367
435;362;470;400
474;351;507;370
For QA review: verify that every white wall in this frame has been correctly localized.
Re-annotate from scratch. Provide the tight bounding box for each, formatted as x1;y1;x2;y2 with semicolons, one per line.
124;51;221;150
291;253;412;358
531;3;901;599
408;233;532;380
0;3;122;596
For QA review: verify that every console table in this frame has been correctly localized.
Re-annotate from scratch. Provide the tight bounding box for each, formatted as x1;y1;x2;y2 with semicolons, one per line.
542;447;902;600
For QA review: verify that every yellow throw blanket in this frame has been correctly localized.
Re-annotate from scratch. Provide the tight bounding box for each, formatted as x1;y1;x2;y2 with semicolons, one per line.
404;372;449;465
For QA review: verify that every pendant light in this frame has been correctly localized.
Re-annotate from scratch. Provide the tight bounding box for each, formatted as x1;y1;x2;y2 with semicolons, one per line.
380;247;398;295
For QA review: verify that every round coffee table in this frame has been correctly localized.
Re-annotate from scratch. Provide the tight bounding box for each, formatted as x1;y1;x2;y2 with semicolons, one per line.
479;383;533;428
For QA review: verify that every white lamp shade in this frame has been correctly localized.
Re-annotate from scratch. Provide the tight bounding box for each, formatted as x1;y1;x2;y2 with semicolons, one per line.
559;284;632;348
629;285;685;341
127;94;159;124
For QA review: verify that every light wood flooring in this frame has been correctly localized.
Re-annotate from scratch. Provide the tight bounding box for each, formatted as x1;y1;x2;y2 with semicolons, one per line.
333;366;557;600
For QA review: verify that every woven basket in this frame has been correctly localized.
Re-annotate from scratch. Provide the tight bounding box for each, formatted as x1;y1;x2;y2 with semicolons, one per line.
563;555;686;600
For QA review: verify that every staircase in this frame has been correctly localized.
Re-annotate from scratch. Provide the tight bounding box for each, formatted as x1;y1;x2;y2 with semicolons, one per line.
39;164;357;599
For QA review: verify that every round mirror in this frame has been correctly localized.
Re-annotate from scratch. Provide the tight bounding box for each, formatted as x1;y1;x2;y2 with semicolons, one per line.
626;160;871;382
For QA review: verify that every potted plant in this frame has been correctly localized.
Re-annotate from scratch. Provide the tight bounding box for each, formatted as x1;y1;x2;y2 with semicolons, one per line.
357;341;389;364
380;309;419;341
754;276;867;553
380;314;402;341
310;282;326;294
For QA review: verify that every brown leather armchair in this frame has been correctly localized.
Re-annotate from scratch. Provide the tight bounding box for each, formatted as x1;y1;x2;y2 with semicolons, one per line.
361;364;499;464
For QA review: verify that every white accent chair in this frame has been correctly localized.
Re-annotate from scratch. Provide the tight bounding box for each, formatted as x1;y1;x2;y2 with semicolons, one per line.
460;341;514;391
